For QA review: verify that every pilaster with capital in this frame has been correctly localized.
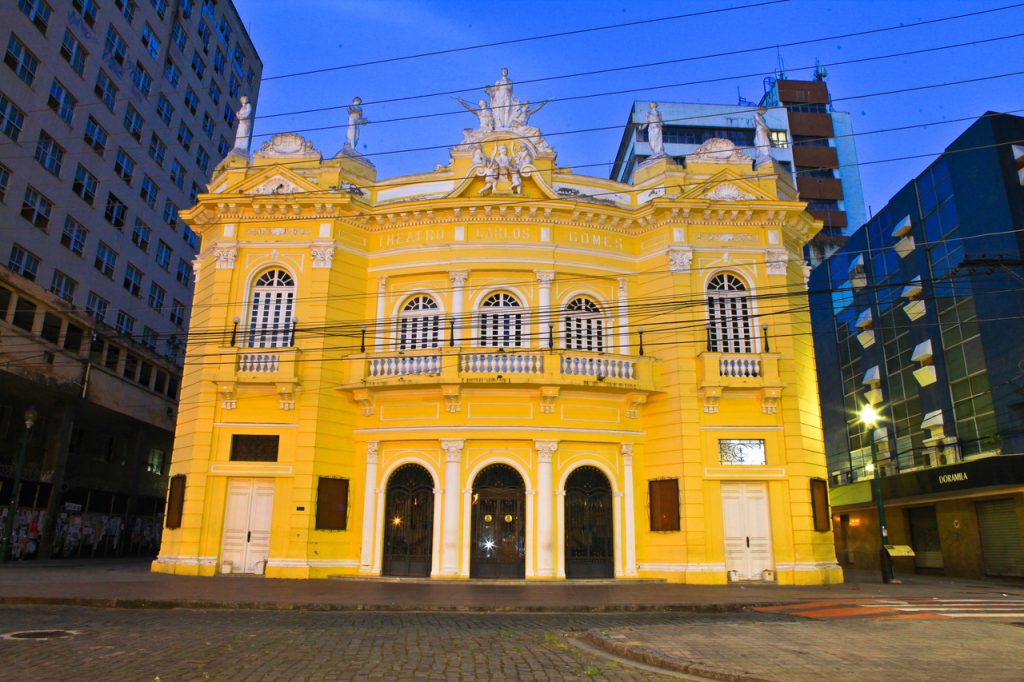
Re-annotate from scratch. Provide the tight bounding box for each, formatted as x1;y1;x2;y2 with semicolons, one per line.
536;271;555;343
374;276;388;351
621;443;638;576
359;442;380;572
534;439;558;577
617;278;629;353
449;271;468;346
440;439;464;575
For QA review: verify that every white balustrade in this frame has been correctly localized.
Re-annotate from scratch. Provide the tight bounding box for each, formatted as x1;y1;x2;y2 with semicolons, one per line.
368;355;441;377
459;353;543;374
559;354;635;379
719;355;761;378
239;353;280;373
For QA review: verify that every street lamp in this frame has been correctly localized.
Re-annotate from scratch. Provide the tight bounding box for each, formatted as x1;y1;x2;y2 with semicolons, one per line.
858;403;895;584
1;406;38;562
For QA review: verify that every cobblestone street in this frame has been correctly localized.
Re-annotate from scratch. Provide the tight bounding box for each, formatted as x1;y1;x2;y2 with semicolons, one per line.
0;606;754;681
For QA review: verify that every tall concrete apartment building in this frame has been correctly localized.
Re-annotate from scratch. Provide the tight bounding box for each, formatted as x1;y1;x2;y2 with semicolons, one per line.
0;0;260;560
610;73;866;264
810;113;1024;579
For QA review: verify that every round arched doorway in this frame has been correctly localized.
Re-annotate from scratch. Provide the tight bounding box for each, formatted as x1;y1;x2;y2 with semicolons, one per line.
564;466;614;578
470;464;525;579
382;464;434;577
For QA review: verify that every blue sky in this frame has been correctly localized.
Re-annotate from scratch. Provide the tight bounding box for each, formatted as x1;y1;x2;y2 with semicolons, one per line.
234;0;1023;218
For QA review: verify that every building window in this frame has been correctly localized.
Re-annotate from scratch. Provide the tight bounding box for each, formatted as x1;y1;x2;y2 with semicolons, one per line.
20;186;52;229
123;104;144;141
131;219;151;251
141;326;158;349
0;163;10;203
563;297;604;351
648;479;680;531
148;134;167;166
170;299;185;328
164;58;180;87
141;23;161;60
191;51;205;78
478;292;523;348
769;130;789;149
147;281;165;311
50;270;76;303
316;477;349;531
34;130;64;176
140;175;159;208
150;0;168;20
83;116;107;153
177;123;193;151
85;291;108;321
196;146;210;172
130;61;153;98
810;478;830;532
197;20;212;50
213;47;225;74
8;243;40;281
61;217;87;255
47;79;76;125
163;200;179;228
181;0;193;18
157;94;174;125
230;434;279;462
156;240;172;269
707;273;753;354
0;93;25;141
201;112;214;138
171;21;187;51
94;241;117;277
217;136;229;158
145;449;165;475
5;34;39;84
115;310;135;336
17;0;52;34
72;164;98;205
104;193;127;228
208;81;221;106
59;29;87;74
114;148;135;184
184;86;198;114
71;0;98;26
397;295;441;350
103;26;127;66
170;158;186;189
12;296;36;331
123;263;143;297
176;258;191;285
94;70;118;111
718;439;766;465
165;475;185;528
223;101;236;126
247;270;295;348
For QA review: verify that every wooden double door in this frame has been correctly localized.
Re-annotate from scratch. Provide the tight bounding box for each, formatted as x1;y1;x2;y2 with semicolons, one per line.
382;464;434;577
564;466;614;579
470;464;525;579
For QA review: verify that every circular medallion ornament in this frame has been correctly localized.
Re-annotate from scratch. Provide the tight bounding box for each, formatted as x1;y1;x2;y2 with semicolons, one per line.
484;514;493;523
504;514;513;523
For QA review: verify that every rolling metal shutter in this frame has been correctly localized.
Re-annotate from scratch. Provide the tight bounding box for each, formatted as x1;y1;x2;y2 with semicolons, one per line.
977;499;1024;577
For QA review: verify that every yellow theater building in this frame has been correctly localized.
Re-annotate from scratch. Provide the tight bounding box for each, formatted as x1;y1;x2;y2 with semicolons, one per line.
153;73;842;584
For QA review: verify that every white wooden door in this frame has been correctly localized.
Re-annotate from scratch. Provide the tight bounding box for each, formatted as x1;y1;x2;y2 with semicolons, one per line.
721;482;774;581
221;479;275;574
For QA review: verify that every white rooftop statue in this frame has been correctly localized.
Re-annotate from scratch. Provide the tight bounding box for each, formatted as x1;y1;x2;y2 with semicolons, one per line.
456;68;553;153
345;97;368;152
233;95;253;153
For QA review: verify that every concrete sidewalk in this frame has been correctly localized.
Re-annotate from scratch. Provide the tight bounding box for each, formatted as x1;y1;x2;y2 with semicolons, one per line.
0;558;1021;612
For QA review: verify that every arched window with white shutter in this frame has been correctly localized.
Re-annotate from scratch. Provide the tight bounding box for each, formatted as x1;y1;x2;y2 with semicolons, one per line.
247;269;295;348
707;273;753;353
563;297;604;351
397;295;441;350
478;292;523;348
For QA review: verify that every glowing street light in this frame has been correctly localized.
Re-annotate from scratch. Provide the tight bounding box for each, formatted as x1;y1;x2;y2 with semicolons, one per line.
858;402;894;584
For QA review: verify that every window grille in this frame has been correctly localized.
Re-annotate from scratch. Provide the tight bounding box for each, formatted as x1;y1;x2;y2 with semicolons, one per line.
563;297;604;351
707;274;753;353
478;292;522;348
247;270;295;348
397;295;440;350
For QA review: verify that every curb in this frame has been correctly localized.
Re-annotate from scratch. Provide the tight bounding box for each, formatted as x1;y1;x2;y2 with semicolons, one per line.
574;631;776;682
0;595;788;613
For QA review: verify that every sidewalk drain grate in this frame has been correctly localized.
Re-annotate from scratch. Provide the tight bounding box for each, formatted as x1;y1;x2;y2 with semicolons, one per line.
2;630;77;640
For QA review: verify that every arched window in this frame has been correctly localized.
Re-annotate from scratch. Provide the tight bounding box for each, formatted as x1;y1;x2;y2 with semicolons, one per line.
478;292;523;348
707;273;753;353
563;298;604;351
247;269;295;348
397;295;441;350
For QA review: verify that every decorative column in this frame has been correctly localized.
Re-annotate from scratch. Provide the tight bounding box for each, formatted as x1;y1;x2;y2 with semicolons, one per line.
359;442;380;573
440;439;464;576
536;271;555;347
449;271;468;346
621;443;638;576
617;278;629;354
374;276;388;351
535;440;558;577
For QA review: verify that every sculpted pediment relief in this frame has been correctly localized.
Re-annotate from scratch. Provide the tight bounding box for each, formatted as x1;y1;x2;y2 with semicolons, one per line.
686;138;753;165
253;133;322;160
703;182;757;201
248;175;307;195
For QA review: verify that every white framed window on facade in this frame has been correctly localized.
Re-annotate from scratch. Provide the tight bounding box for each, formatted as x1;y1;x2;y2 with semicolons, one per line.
707;273;753;353
397;295;441;350
247;269;295;348
563;297;604;352
478;292;523;348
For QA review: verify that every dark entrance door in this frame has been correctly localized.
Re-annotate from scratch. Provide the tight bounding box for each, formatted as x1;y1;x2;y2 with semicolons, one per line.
564;466;614;578
382;464;434;577
470;464;525;579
